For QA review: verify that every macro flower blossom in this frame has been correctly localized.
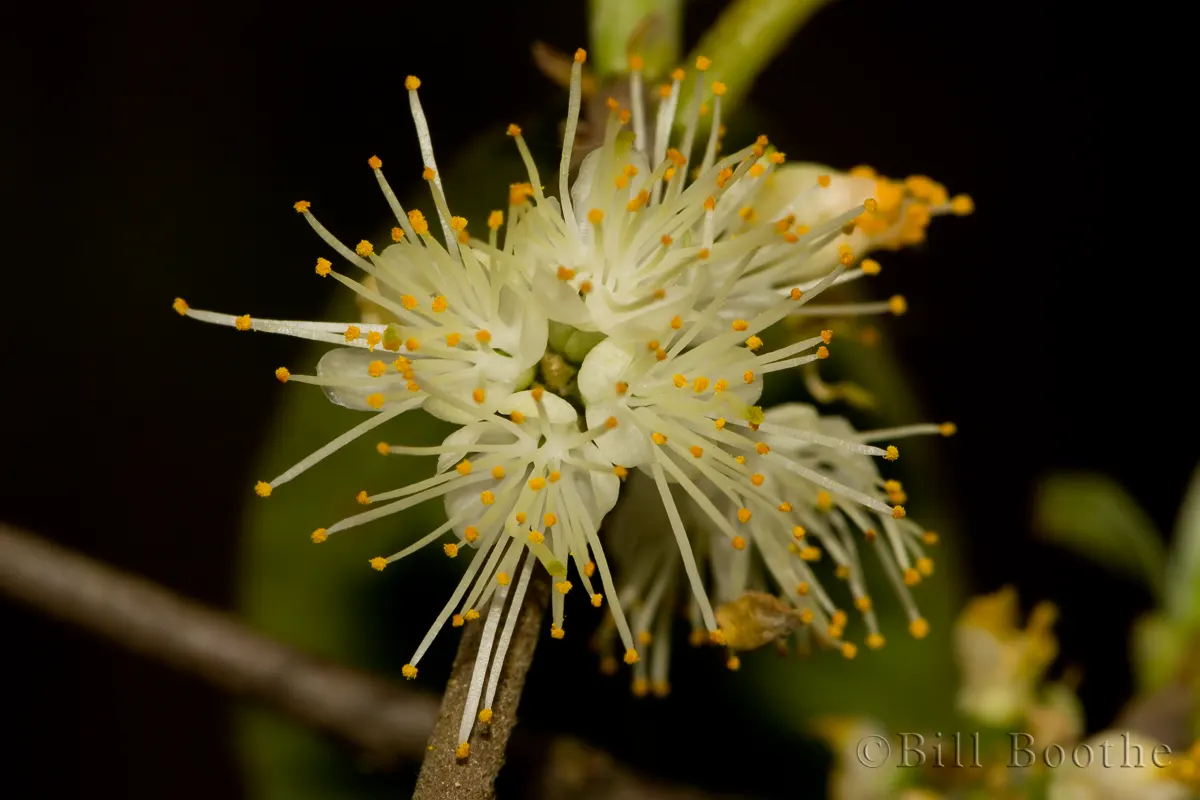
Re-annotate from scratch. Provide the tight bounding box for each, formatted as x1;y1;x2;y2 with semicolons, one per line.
174;47;970;758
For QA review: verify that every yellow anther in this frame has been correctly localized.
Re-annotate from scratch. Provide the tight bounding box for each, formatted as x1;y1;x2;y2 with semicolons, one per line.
548;470;561;483
505;122;522;137
478;708;493;724
443;543;459;558
692;377;709;393
722;655;740;672
365;393;384;410
755;443;770;455
404;338;419;352
407;209;429;235
251;481;272;498
584;561;595;577
172;298;190;316
604;416;619;429
402;74;421;90
817;346;830;359
620;648;639;665
455;742;470;759
861;258;881;275
509;411;526;424
939;422;957;436
660;234;673;247
750;473;765;486
389;226;404;243
855;595;873;612
273;367;291;384
464;608;480;622
450;216;468;232
731;535;746;550
703;195;717;212
889;295;908;315
508;182;534;205
445;332;461;347
371;557;388;571
472;388;486;404
355;240;374;257
904;567;921;586
587;208;604;225
658;83;672;98
746;335;763;350
549;624;565;640
950;194;975;215
496;572;511;586
817;175;831;188
734;455;745;465
866;633;885;650
528;476;546;490
464;526;479;543
892;505;906;519
420;167;436;181
555;265;576;281
909;618;930;639
375;441;390;457
454;459;472;476
405;380;420;392
651;432;667;445
234;314;253;331
480;491;495;505
816;490;832;511
578;280;593;294
626;189;650;212
628;54;644;70
531;387;545;401
555;580;572;595
631;678;649;697
613;465;628;478
796;581;810;596
885;445;899;461
749;163;765;178
841;643;857;659
712;80;726;95
769;152;786;165
743;370;755;384
789;288;803;302
693;55;712;71
525;530;544;547
863;528;878;542
293;200;310;213
342;324;361;342
366;331;382;350
543;512;557;527
778;502;793;512
689;445;704;458
672;373;687;388
923;531;940;545
574;48;587;63
708;629;727;646
792;525;805;539
515;512;526;524
697;248;710;259
591;593;603;607
366;155;383;170
605;96;620;112
714;379;729;392
737;507;752;523
310;528;327;544
917;556;934;576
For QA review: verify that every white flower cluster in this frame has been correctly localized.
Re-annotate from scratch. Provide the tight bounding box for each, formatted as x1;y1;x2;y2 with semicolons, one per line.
175;49;971;758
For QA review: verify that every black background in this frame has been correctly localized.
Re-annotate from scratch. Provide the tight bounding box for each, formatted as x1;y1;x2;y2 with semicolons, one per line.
2;0;1190;797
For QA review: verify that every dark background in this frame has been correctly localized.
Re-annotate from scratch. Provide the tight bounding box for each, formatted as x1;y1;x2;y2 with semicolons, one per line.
2;0;1187;797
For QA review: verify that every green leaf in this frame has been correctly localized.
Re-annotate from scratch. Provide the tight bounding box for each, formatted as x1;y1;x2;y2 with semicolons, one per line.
1032;473;1166;602
1130;611;1188;695
683;0;835;114
588;0;681;81
1165;461;1200;627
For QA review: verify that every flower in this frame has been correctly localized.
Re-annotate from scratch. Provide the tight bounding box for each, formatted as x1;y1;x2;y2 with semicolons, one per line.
591;400;952;689
1047;732;1198;800
508;53;971;342
174;46;969;757
955;586;1060;726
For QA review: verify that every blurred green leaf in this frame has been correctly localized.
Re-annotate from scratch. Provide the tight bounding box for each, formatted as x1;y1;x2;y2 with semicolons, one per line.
588;0;681;80
1131;611;1188;695
1033;473;1166;602
1165;462;1200;627
683;0;835;114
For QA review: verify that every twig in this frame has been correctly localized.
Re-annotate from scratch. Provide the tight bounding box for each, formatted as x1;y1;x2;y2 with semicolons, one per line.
413;565;551;800
0;522;436;767
0;522;743;798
